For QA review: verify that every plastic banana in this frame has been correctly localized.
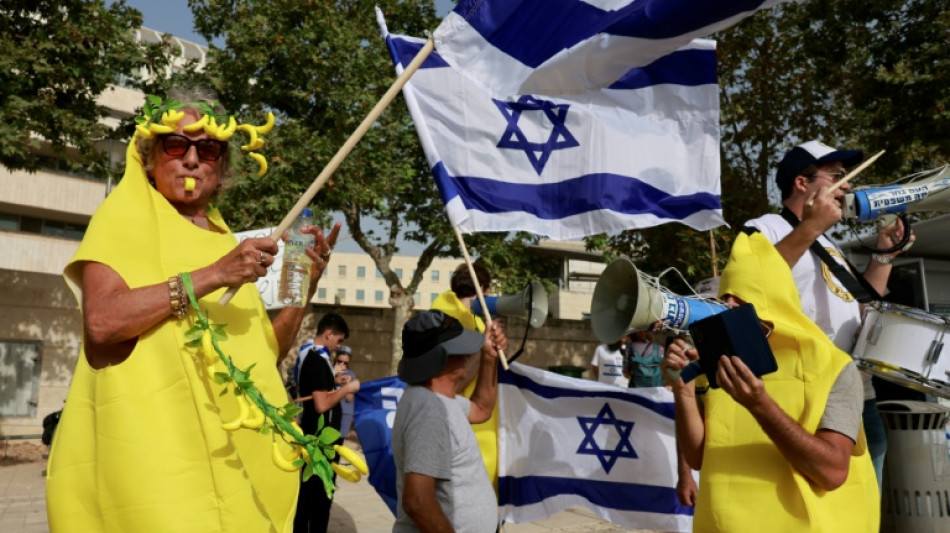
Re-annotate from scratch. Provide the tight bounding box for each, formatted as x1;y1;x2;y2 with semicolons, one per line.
333;444;369;475
182;114;209;133
147;123;176;135
205;116;220;138
221;393;249;431
241;398;265;429
332;463;362;483
249;152;268;177
272;440;302;472
237;124;259;151
200;330;216;365
161;109;185;127
254;112;275;134
135;124;154;138
215;116;237;141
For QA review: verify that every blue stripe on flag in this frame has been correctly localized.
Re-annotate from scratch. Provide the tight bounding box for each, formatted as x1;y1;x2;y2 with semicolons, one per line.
498;365;675;420
390;35;716;87
433;162;721;224
609;49;717;90
385;35;449;70
498;475;695;516
452;0;767;68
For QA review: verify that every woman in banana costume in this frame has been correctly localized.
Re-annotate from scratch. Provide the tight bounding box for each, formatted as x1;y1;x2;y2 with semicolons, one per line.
46;87;339;533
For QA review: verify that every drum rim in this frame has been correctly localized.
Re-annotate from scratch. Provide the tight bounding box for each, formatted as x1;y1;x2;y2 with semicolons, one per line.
870;301;950;325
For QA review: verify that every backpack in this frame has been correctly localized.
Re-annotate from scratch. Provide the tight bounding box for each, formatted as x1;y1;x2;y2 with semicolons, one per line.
41;409;62;446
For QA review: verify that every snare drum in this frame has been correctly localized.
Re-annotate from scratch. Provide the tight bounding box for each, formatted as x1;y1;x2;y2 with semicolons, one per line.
852;302;950;397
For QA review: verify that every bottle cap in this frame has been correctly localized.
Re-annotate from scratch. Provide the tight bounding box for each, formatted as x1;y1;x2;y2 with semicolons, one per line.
301;208;313;217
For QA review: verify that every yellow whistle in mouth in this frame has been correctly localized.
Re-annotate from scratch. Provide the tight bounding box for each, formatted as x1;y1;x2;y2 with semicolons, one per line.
184;177;196;191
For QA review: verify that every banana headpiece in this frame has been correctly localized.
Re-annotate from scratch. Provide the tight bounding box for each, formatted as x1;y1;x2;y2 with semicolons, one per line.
134;94;274;177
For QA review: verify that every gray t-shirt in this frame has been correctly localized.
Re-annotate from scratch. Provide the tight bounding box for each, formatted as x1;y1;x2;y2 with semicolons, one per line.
392;385;497;533
818;361;864;443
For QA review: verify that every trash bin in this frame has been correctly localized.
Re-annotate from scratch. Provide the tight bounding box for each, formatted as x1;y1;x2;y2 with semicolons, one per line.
878;400;950;533
547;365;586;378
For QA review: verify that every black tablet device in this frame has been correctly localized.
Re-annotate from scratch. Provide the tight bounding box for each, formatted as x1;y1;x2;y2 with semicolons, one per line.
687;303;777;388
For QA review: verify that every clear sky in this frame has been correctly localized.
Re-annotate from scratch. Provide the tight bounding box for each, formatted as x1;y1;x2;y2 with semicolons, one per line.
114;0;454;46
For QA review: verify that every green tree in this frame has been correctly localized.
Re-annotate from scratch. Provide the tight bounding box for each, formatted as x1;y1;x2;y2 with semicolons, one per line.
188;0;543;369
0;0;173;176
597;0;950;289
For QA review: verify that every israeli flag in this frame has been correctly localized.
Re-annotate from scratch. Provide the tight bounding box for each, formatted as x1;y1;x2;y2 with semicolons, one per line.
379;13;724;239
498;363;693;532
434;0;786;98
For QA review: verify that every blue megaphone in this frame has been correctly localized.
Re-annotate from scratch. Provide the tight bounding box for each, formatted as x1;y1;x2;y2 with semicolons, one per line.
844;167;950;221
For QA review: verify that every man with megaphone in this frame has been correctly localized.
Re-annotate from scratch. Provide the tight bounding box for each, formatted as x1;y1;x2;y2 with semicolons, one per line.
743;140;915;490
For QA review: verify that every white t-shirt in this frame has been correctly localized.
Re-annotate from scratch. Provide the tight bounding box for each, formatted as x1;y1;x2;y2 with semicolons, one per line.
591;344;627;387
745;213;873;400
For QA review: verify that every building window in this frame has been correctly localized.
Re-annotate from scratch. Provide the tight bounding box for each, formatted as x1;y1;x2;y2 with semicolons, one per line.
413;292;421;304
376;269;383;279
338;265;347;278
0;341;42;417
430;293;439;303
0;212;86;240
357;266;366;279
356;289;365;302
336;289;346;302
431;270;440;282
375;290;384;302
395;268;403;279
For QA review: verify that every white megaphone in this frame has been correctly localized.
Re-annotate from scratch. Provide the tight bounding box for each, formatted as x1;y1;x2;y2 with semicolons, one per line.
843;165;950;221
591;257;727;343
471;281;549;328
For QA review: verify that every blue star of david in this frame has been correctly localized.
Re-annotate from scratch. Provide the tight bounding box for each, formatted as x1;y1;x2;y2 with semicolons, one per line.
493;95;579;175
576;403;638;474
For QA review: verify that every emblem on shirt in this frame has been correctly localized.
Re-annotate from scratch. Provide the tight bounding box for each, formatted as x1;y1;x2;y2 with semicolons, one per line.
820;247;856;303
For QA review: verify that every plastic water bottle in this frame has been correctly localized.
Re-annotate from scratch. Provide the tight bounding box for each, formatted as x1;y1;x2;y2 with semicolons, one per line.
278;208;314;307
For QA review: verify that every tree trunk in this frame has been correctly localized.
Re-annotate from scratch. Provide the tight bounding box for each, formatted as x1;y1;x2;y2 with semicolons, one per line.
388;285;414;376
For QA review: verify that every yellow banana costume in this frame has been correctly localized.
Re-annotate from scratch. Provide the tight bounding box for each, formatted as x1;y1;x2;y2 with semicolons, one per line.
693;232;879;533
430;290;500;493
46;136;298;532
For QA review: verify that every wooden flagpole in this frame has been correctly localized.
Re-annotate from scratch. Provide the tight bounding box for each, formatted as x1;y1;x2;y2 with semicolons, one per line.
220;36;436;305
827;149;885;194
709;229;718;278
452;225;510;370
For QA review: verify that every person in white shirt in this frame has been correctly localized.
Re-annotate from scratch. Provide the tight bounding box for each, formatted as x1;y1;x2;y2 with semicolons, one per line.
591;337;628;387
743;139;914;490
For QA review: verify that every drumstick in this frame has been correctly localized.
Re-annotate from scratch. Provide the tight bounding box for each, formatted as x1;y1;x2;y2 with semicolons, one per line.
293;395;312;403
828;150;885;193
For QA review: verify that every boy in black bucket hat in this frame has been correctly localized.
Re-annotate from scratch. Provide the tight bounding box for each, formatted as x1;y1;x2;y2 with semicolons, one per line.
392;310;507;533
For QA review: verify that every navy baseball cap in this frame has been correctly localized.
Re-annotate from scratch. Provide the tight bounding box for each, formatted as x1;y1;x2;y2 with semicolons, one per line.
398;311;484;384
776;140;863;196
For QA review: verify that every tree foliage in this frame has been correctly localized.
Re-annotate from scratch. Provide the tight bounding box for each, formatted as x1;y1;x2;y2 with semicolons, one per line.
0;0;172;176
596;0;950;290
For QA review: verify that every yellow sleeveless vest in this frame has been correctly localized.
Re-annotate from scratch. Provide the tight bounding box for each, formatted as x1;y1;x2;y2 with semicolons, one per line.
46;137;298;532
693;233;879;533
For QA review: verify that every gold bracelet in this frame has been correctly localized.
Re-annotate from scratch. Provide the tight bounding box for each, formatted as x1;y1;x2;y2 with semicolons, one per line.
168;274;188;318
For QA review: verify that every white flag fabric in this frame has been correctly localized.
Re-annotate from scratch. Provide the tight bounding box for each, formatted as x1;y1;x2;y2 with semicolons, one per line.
497;363;693;532
433;0;786;98
379;14;724;240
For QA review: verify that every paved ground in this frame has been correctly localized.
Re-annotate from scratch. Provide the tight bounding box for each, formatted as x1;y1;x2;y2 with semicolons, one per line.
0;442;659;533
